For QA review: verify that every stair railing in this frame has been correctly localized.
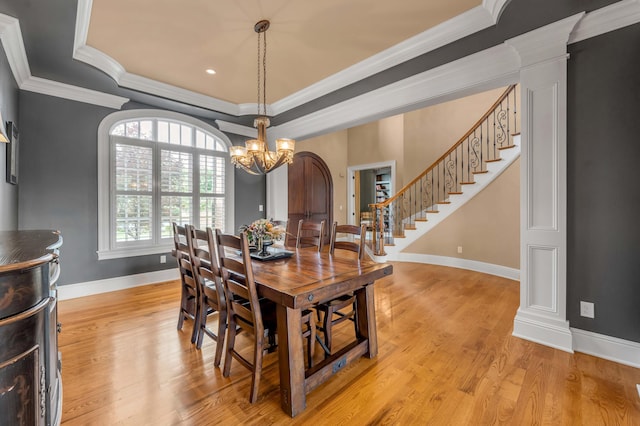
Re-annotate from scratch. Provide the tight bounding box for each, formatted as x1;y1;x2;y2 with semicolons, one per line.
370;84;518;256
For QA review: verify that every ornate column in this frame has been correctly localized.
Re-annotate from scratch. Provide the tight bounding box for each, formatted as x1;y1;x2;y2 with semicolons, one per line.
507;14;583;352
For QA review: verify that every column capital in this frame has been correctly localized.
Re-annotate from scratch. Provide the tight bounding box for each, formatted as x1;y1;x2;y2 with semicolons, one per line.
506;13;584;68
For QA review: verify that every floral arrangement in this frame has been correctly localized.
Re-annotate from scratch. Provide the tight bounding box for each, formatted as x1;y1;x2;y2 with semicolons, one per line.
239;218;286;245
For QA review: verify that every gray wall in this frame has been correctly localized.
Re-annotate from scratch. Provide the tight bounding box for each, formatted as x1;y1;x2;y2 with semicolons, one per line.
18;91;266;286
0;43;19;231
567;23;640;343
226;132;267;229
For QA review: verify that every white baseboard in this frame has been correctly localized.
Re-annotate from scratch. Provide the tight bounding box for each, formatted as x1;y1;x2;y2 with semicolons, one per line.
391;253;520;281
571;328;640;369
58;268;179;300
513;311;574;353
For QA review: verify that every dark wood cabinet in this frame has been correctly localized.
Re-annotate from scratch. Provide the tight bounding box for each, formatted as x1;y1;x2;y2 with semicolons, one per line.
287;152;333;246
0;230;63;426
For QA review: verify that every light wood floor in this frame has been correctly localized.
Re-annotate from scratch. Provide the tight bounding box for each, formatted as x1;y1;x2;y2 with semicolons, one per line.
58;262;640;425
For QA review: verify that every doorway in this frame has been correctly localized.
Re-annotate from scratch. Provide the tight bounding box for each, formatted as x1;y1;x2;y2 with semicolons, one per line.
287;151;333;246
347;160;396;226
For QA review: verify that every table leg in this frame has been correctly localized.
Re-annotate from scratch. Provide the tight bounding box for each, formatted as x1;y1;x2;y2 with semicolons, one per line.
276;304;306;417
355;283;378;358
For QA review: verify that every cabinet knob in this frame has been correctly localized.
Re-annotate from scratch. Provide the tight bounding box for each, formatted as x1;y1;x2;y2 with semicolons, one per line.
57;322;62;333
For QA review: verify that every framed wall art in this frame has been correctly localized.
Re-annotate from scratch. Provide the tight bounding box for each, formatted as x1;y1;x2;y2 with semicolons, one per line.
5;121;18;185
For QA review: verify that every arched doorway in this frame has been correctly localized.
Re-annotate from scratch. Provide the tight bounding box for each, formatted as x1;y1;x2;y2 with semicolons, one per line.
287;152;333;246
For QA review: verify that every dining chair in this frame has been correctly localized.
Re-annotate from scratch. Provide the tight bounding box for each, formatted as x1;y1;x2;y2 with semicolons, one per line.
315;222;366;357
296;219;326;251
187;226;228;367
172;222;199;343
215;230;316;403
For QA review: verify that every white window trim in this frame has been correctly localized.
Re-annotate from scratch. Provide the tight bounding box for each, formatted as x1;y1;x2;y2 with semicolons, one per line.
97;109;235;260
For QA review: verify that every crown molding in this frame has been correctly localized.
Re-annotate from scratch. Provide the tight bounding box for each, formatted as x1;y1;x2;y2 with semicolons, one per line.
271;43;520;142
270;5;497;115
506;13;584;67
483;0;511;22
73;0;510;116
21;76;128;109
0;14;31;86
1;12;129;109
569;0;640;44
216;120;256;138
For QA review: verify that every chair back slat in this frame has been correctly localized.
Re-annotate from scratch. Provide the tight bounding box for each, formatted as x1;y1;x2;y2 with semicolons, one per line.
330;222;366;260
296;219;326;251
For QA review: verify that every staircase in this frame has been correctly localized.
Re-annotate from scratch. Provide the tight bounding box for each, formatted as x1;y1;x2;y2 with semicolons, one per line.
369;85;520;261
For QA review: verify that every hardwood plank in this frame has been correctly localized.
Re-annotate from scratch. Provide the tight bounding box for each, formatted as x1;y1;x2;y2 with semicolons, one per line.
58;263;640;424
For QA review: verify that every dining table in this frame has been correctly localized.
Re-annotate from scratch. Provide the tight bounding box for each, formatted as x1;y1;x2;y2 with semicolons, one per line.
248;246;393;417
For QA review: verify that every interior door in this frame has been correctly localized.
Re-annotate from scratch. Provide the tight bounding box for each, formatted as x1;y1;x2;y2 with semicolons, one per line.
287;152;333;246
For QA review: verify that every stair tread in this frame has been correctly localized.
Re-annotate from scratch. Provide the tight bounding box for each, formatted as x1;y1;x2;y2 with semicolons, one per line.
438;201;451;204
460;181;475;185
415;218;428;222
485;158;502;163
425;210;439;213
472;170;488;174
448;191;463;195
498;144;516;150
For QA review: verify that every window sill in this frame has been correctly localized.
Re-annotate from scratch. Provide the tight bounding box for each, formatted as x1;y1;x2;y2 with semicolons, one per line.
97;244;173;260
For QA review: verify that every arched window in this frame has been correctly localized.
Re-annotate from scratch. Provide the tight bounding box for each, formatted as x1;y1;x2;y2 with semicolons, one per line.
97;110;234;259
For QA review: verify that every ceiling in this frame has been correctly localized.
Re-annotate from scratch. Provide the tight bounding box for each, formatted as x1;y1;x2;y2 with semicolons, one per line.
85;0;481;106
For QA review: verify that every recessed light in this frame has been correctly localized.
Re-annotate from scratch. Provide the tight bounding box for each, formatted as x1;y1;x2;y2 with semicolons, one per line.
205;69;216;75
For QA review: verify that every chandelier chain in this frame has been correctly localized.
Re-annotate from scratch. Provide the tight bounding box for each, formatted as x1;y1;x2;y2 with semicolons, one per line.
263;29;267;116
257;30;261;115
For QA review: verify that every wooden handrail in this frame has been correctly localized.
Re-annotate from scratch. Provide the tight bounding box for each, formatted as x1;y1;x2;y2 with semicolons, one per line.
372;84;517;209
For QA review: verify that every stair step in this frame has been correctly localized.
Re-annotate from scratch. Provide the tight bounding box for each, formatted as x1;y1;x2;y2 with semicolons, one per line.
448;191;463;195
460;181;475;185
404;225;417;230
415;218;428;222
437;201;451;204
485;158;502;163
425;210;439;214
512;132;521;136
498;144;516;150
472;170;488;174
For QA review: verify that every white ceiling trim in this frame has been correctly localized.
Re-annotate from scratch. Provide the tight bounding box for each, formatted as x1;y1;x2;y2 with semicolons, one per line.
270;43;521;142
216;120;257;138
569;0;640;43
0;13;129;109
73;0;510;117
0;14;30;86
269;5;496;115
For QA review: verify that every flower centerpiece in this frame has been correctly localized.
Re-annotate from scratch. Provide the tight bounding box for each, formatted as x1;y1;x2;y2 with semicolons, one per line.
239;218;286;255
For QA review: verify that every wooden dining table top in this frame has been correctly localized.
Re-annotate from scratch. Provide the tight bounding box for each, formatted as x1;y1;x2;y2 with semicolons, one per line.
247;247;393;310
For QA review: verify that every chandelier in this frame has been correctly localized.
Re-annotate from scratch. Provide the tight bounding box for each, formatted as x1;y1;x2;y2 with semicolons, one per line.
230;20;295;175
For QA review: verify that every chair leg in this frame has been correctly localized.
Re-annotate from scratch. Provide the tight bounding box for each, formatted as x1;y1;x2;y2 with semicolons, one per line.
177;286;187;330
307;321;316;368
190;294;200;344
223;317;237;378
195;297;206;349
249;332;264;403
323;308;334;357
214;308;227;367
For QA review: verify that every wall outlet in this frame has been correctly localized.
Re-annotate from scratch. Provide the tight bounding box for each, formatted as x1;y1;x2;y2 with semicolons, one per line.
160;255;166;264
259;204;264;212
580;301;595;318
457;246;463;254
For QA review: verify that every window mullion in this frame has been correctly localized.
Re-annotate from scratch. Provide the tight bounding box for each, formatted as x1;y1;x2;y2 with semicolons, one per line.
153;138;161;246
194;151;200;228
